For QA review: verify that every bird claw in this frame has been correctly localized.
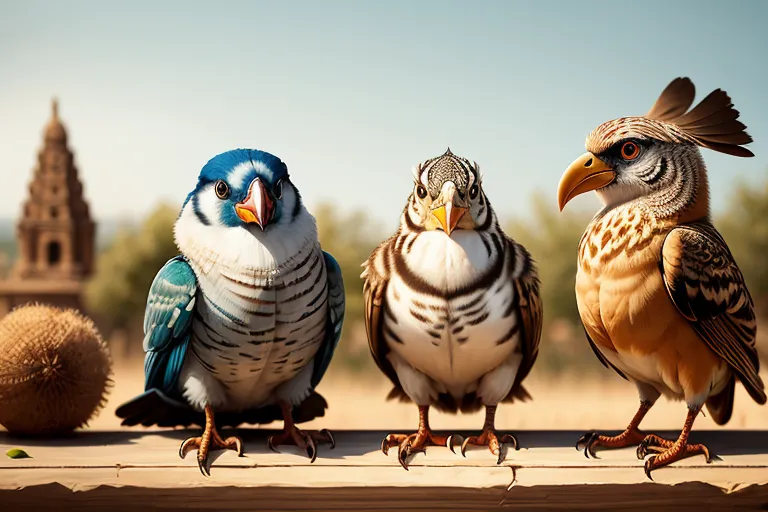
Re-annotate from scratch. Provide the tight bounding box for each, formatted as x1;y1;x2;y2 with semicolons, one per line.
319;428;336;450
446;434;463;455
644;456;656;481
496;434;519;465
576;432;600;459
305;436;317;463
198;457;210;477
267;426;331;463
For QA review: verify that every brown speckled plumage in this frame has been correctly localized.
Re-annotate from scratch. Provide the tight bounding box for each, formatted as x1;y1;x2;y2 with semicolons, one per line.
562;77;764;478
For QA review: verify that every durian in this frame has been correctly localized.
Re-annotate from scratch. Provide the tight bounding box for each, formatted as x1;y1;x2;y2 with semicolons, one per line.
0;304;112;436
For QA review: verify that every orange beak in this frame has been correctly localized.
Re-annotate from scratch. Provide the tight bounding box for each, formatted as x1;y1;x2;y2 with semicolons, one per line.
235;178;274;230
432;202;467;236
557;152;616;211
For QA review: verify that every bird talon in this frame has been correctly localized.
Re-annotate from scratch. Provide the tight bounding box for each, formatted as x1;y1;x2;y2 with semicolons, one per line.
398;444;411;471
306;437;317;463
320;428;336;449
198;458;210;477
644;456;656;481
460;436;474;458
500;433;519;451
380;436;390;455
267;436;280;454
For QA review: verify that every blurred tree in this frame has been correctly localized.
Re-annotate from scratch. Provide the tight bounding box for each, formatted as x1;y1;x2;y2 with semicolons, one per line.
85;203;180;335
506;191;592;329
505;191;610;376
314;202;384;372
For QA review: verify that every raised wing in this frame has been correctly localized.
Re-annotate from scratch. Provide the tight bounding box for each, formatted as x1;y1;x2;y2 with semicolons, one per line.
142;255;197;394
660;223;766;405
310;251;346;387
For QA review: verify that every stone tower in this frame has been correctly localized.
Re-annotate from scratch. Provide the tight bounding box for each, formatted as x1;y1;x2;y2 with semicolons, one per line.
0;99;96;316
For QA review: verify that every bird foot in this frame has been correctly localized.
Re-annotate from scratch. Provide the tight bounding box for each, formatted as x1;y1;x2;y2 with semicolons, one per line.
461;428;519;464
179;430;243;477
637;434;715;480
381;430;461;470
267;426;335;463
576;428;646;459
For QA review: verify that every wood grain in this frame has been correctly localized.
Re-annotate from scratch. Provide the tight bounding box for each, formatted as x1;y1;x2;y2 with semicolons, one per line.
1;430;767;511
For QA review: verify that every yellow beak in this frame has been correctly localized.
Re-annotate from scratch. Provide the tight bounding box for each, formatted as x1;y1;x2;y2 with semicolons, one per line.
557;152;616;211
432;203;467;236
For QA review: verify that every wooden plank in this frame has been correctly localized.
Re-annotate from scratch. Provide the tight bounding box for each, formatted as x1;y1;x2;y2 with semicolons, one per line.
1;430;767;511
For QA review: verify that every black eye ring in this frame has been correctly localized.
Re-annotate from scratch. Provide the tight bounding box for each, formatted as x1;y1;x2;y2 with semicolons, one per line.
469;184;479;199
274;179;284;200
416;185;428;199
214;180;230;199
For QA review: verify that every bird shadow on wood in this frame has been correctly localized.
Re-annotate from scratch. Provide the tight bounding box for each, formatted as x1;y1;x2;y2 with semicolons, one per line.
503;429;768;457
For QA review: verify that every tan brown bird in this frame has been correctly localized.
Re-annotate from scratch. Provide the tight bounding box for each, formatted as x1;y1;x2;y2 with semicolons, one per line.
362;149;542;469
558;77;766;479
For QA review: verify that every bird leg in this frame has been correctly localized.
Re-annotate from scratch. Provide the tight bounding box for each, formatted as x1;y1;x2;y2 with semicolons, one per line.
267;399;335;463
179;403;243;476
576;400;653;458
460;405;519;464
381;405;460;470
637;405;714;480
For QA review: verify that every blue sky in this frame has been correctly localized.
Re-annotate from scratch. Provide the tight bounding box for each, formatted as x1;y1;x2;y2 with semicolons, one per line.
1;0;766;228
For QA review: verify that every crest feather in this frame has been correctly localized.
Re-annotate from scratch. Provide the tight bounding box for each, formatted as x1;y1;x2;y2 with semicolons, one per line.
646;77;754;157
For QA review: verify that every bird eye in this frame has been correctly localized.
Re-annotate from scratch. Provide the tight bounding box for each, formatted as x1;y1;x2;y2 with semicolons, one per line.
274;179;283;200
469;184;479;199
214;180;230;199
620;141;641;160
416;185;428;199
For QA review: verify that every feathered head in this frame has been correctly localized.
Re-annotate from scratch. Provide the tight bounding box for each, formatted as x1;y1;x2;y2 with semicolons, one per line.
558;77;753;214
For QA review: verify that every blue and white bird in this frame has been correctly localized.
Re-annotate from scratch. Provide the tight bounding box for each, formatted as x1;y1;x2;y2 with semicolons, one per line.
116;149;344;475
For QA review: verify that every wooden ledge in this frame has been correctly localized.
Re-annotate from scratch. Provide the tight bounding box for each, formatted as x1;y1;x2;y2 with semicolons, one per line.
1;430;767;510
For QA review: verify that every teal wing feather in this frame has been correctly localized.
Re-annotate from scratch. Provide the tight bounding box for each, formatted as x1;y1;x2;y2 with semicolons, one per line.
142;255;197;395
311;251;345;387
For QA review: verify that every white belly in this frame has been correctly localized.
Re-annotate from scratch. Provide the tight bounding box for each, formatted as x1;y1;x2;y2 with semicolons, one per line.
384;273;521;395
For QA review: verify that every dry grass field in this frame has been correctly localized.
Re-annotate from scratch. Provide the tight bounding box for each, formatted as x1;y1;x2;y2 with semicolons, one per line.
89;357;768;434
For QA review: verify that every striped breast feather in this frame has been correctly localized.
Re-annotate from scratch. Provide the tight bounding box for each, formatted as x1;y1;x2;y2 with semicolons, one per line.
143;255;197;394
310;251;345;387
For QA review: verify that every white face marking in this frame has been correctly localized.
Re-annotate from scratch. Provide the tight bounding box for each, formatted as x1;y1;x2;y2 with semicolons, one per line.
227;160;270;191
420;167;429;186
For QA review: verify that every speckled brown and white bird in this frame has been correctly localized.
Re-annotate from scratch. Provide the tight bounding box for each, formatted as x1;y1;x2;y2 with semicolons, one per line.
557;77;766;479
362;149;542;469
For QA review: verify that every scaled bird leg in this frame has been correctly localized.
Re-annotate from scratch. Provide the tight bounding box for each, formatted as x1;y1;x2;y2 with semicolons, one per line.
460;405;519;464
637;405;714;480
576;400;653;458
267;399;335;463
179;403;244;476
381;405;460;470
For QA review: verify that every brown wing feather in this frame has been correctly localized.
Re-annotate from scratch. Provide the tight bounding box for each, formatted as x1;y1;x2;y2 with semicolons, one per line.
505;241;543;400
660;222;766;405
361;238;402;393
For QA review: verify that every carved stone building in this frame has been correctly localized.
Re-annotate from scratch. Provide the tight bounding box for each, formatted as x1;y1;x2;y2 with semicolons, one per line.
0;99;96;316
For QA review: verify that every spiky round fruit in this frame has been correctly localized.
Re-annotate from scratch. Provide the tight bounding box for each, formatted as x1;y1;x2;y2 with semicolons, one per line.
0;304;112;436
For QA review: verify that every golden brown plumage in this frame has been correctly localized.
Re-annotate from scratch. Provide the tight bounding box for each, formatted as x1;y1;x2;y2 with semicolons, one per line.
559;77;765;479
